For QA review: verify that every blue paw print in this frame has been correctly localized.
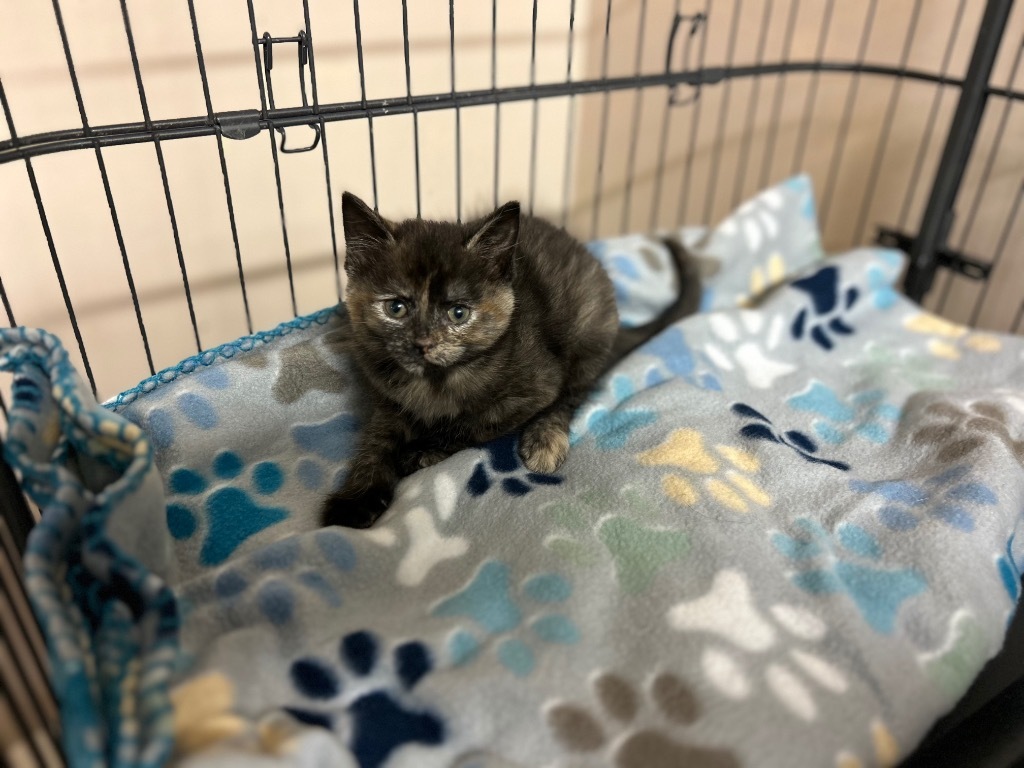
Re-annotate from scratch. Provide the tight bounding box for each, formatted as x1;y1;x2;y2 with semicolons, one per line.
773;518;927;634
998;534;1022;612
638;327;721;391
867;251;903;310
467;434;562;498
144;384;227;452
791;266;859;351
572;374;658;449
211;529;356;627
850;466;998;533
166;450;289;566
787;381;900;446
733;402;850;471
433;560;580;677
285;630;444;768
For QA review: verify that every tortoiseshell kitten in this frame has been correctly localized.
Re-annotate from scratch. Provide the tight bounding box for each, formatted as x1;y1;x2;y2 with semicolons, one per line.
322;192;698;528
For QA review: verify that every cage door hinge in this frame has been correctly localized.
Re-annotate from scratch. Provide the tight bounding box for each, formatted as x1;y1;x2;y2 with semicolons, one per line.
876;226;993;284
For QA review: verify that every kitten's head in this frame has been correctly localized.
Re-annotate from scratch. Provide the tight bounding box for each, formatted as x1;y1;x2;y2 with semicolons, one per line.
341;192;519;376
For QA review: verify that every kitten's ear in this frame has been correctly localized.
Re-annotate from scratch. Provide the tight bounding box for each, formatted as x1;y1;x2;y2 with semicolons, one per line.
466;201;520;278
342;192;394;275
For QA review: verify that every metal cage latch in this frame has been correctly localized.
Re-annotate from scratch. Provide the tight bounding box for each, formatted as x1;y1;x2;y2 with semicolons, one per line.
258;30;321;154
665;10;708;106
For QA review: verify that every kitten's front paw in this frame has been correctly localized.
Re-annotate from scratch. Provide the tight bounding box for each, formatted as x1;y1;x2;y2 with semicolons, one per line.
519;419;570;474
399;448;451;475
321;485;393;529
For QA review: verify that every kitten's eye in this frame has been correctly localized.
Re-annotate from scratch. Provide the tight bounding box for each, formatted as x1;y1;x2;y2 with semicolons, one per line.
384;299;408;319
447;305;470;324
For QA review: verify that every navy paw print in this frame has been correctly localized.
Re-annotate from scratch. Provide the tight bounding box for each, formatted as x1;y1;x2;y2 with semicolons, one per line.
211;529;356;627
790;266;859;350
849;465;997;533
166;449;289;566
467;434;562;497
732;403;850;471
285;630;444;768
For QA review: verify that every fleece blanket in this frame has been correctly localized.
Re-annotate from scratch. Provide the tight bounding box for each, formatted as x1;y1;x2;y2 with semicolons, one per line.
5;175;1024;768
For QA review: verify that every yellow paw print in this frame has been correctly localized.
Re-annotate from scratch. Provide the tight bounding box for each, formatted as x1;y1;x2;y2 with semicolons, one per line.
738;252;786;308
172;672;249;756
834;718;900;768
904;312;1001;360
172;672;319;758
638;429;770;513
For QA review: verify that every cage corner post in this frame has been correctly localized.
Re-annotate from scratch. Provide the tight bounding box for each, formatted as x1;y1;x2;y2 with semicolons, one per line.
902;0;1016;304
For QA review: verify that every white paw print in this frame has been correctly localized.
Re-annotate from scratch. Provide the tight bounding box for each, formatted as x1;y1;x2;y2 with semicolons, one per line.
667;569;847;721
703;312;796;389
718;188;784;252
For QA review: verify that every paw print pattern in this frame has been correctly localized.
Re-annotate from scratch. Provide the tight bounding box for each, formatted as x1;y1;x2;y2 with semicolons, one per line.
772;518;927;634
911;398;1024;467
543;487;691;594
733;403;850;471
787;381;900;446
903;312;1002;361
668;569;851;721
285;630;445;768
145;382;224;452
467;434;562;498
918;609;989;699
998;533;1022;606
545;670;739;768
432;560;579;678
703;312;796;389
292;412;362;493
638;429;770;514
849;465;997;533
866;251;903;310
842;342;953;391
637;327;721;391
166;450;288;566
209;529;355;627
362;474;470;587
588;237;681;329
571;374;659;450
790;266;859;351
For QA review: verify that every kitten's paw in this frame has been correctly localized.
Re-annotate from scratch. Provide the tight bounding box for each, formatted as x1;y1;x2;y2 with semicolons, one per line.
519;420;570;474
320;485;393;529
400;449;452;475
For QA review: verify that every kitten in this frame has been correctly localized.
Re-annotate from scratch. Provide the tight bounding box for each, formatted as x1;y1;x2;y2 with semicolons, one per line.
321;193;699;528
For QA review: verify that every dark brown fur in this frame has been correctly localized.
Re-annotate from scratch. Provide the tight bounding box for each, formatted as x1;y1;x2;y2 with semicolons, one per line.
321;193;697;528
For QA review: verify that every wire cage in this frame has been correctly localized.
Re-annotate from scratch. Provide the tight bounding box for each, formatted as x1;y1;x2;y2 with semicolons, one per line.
1;0;1023;764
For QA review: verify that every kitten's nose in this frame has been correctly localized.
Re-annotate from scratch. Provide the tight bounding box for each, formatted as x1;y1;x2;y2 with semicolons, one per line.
413;338;434;355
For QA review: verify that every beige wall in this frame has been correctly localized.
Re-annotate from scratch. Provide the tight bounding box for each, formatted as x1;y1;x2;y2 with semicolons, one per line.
1;0;1022;400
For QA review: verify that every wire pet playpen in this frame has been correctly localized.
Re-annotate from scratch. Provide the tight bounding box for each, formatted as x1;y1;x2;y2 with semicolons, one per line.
1;0;1023;766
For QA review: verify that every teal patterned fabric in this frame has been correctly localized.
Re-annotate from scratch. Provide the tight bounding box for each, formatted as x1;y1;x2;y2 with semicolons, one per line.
6;175;1023;768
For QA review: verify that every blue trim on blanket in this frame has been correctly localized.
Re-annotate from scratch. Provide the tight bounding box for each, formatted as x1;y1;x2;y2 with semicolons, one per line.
0;326;180;768
105;306;342;412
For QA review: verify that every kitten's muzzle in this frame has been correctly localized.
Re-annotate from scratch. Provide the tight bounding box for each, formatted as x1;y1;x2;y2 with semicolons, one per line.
413;338;435;356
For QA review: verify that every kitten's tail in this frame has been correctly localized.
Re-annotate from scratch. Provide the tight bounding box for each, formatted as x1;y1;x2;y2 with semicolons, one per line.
608;236;702;363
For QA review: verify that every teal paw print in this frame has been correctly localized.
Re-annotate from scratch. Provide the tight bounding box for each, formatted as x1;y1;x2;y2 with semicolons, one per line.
210;530;355;627
787;380;900;446
432;560;579;677
572;374;658;450
772;518;927;634
166;450;289;566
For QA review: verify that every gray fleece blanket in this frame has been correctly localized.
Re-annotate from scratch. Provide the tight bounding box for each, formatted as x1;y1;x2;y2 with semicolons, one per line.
4;175;1022;768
